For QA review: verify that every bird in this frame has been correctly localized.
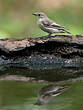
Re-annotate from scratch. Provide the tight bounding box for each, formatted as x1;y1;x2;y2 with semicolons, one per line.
35;84;71;105
33;12;71;36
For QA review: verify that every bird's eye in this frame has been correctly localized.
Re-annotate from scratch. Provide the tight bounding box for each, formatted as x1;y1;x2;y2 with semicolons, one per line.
38;14;40;16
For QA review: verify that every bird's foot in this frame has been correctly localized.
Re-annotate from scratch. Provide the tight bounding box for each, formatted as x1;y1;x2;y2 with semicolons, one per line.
48;33;51;36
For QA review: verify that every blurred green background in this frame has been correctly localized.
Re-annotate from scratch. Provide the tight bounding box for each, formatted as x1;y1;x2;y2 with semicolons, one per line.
0;0;83;38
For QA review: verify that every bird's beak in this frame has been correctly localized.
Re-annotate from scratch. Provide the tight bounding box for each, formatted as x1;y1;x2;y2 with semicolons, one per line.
32;13;37;16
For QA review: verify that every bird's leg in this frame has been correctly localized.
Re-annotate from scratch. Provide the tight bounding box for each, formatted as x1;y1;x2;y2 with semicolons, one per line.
48;33;51;36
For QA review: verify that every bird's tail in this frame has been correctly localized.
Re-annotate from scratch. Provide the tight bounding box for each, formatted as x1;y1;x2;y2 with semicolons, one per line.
64;28;71;34
66;30;71;34
61;28;71;34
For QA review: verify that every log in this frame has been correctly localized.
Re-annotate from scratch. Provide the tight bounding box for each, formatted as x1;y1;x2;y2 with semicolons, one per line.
0;34;83;57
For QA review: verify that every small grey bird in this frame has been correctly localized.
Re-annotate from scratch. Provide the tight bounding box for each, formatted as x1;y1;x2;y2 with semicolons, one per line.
33;12;71;36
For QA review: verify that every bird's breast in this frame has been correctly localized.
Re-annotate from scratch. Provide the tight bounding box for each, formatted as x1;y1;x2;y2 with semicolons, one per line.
38;20;44;28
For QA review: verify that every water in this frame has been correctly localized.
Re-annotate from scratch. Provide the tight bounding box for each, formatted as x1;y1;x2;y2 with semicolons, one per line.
0;55;83;109
0;55;83;70
0;81;83;110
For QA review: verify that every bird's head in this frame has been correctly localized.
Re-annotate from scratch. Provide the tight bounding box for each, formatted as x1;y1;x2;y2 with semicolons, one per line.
35;100;45;106
33;12;47;19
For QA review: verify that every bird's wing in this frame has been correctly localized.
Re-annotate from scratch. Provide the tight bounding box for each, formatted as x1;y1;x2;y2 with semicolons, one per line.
42;19;67;29
42;19;71;34
51;22;69;30
42;20;52;27
52;23;71;33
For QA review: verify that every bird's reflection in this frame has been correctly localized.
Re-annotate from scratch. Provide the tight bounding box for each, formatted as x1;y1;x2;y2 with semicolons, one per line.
35;84;71;105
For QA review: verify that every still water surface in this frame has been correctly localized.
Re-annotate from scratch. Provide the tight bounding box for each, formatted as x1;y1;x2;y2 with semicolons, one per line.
0;81;83;110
